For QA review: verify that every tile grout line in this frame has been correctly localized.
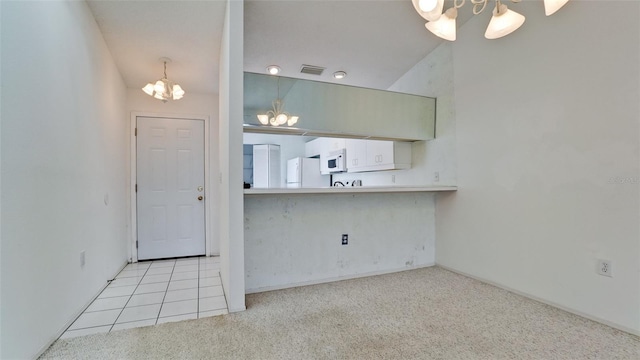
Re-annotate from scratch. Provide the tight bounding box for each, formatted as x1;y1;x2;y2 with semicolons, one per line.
65;263;150;334
107;262;153;333
155;260;178;324
68;257;222;336
197;257;201;317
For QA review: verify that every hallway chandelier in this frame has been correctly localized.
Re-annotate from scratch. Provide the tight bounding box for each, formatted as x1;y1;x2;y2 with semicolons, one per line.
142;57;185;102
257;77;299;127
413;0;569;41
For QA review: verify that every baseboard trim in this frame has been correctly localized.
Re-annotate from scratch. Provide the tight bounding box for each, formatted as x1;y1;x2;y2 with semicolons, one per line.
228;306;247;313
437;264;640;337
245;262;436;295
34;261;129;359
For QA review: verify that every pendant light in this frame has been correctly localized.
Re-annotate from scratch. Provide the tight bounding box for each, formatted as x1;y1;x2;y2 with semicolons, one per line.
543;0;569;16
412;0;445;22
416;0;570;41
142;57;185;102
425;7;458;41
484;1;526;40
256;76;299;127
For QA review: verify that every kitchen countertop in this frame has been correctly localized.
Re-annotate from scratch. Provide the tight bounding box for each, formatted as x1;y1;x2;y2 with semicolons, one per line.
244;185;457;195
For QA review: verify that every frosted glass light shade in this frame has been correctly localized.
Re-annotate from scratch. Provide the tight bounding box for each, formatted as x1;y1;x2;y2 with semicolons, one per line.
418;0;438;12
485;4;525;40
276;113;288;125
142;83;155;96
287;116;299;127
425;8;457;42
154;80;166;94
544;0;569;16
412;0;444;22
172;84;185;100
257;114;269;125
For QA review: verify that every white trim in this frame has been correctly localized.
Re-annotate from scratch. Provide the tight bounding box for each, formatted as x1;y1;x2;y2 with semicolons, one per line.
245;263;436;294
244;186;457;195
437;264;640;337
129;111;211;262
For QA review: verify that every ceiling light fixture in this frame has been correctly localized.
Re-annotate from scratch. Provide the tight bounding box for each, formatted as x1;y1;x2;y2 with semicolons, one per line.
333;71;347;80
414;0;570;41
257;77;299;127
266;65;281;75
543;0;569;16
142;57;185;102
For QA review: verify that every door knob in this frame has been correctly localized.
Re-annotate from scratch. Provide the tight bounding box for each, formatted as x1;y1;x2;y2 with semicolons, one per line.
197;196;204;201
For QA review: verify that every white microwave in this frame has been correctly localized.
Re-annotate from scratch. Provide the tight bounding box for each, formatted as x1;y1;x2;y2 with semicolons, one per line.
323;149;347;174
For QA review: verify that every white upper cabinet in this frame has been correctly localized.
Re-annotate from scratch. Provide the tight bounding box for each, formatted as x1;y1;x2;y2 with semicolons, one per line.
346;139;411;173
345;139;367;171
305;137;324;158
305;137;347;158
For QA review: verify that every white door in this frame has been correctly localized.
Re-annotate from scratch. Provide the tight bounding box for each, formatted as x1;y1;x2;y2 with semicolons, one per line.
136;117;205;260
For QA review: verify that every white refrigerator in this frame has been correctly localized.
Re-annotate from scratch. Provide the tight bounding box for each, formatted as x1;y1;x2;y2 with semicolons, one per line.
253;144;281;188
287;157;328;188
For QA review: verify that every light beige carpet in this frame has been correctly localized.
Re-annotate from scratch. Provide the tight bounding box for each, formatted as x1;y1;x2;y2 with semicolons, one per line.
41;267;639;359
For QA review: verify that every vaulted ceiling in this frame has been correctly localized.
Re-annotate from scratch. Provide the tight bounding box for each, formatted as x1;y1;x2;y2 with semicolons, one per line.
87;0;459;95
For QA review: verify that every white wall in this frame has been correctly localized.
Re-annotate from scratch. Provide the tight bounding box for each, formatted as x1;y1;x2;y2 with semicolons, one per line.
437;1;640;333
245;193;436;292
218;0;246;312
127;90;220;255
0;1;129;358
389;42;457;186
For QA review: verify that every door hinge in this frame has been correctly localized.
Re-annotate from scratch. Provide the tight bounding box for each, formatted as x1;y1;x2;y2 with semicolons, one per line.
136;241;138;249
134;128;137;136
135;184;137;192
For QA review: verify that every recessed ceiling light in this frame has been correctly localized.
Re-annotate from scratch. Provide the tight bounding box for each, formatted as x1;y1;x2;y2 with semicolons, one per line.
266;65;281;75
333;71;347;80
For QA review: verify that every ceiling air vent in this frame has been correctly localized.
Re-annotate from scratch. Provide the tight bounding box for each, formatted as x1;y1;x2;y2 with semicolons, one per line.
300;64;325;76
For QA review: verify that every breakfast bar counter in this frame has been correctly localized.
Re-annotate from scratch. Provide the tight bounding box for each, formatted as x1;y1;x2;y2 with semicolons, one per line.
244;185;457;195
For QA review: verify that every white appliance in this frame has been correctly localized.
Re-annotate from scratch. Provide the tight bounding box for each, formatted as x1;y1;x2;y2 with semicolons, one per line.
287;157;328;188
253;144;280;188
321;148;347;174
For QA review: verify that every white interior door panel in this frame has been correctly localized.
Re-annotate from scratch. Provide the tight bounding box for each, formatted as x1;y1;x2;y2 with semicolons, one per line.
136;117;205;260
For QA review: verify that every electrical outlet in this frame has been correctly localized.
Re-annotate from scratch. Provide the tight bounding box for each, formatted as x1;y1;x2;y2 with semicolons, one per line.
434;171;440;182
597;259;612;277
342;234;348;245
80;251;86;267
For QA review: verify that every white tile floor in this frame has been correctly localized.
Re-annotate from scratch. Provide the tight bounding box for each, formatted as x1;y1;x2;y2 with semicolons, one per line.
61;256;227;339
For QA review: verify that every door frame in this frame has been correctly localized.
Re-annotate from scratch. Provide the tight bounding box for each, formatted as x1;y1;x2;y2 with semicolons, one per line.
129;111;211;263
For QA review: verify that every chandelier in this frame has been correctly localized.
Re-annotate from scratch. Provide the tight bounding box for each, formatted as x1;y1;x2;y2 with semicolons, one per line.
257;77;299;127
142;57;185;102
412;0;570;41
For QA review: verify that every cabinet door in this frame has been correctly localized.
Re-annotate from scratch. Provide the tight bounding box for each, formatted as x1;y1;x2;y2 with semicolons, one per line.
366;140;394;166
327;137;347;151
305;138;325;158
346;139;367;171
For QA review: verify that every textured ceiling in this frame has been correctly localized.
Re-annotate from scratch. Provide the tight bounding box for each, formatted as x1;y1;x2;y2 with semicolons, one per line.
87;0;471;95
244;0;446;90
87;0;226;94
